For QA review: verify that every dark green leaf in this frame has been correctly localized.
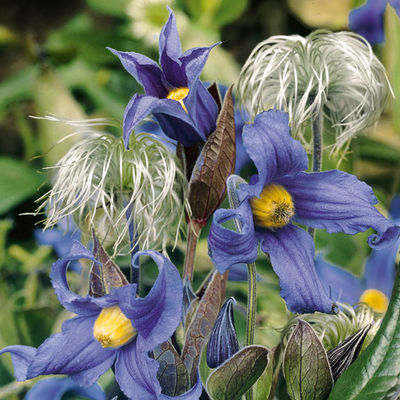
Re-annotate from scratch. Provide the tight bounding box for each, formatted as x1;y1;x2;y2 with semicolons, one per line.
283;319;333;400
328;268;400;400
182;271;227;384
206;345;270;400
254;348;274;400
89;233;129;297
0;157;44;215
153;341;190;396
188;85;236;225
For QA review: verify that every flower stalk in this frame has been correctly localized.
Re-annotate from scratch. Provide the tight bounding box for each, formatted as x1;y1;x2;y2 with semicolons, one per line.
183;220;201;282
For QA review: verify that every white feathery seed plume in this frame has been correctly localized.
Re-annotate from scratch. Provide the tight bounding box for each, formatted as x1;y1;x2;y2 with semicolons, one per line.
237;30;392;153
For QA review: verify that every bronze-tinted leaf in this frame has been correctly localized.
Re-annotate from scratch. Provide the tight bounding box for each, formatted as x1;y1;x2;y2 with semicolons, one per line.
153;340;190;396
283;319;333;400
88;232;129;297
206;345;270;400
207;82;222;111
182;271;227;383
188;85;236;225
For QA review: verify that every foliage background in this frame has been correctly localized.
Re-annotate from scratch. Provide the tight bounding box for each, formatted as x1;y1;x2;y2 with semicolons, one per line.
0;0;399;398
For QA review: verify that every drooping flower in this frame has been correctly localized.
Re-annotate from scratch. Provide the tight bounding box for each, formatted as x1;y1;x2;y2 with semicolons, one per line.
237;30;391;152
109;8;219;148
25;377;105;400
349;0;400;45
0;242;201;400
208;110;400;314
316;195;400;314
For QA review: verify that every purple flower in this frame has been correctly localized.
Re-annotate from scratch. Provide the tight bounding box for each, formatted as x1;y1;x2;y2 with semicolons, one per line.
0;242;201;400
208;110;400;314
349;0;400;45
316;195;400;313
108;8;219;148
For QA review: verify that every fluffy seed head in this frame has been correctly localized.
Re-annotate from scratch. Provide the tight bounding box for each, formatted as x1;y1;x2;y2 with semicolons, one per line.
36;119;188;256
238;30;392;152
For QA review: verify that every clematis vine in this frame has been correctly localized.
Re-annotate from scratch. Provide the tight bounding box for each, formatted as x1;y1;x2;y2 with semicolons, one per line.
349;0;400;45
316;195;400;314
0;242;201;400
109;8;219;148
208;110;400;314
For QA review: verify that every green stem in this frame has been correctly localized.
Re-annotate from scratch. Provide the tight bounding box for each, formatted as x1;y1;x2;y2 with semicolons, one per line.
245;262;257;400
308;110;323;238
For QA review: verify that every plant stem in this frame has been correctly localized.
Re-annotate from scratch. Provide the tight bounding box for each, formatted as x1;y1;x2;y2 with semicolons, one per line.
308;110;323;238
245;261;257;400
183;220;201;282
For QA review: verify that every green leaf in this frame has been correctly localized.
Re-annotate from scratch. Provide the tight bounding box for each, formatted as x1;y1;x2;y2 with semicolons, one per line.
206;345;270;400
214;0;248;27
0;157;44;215
152;341;190;396
254;348;274;400
283;319;333;400
328;268;400;400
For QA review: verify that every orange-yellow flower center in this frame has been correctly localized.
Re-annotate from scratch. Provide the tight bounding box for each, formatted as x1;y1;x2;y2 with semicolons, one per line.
166;87;189;113
93;305;136;348
359;289;389;314
250;183;295;229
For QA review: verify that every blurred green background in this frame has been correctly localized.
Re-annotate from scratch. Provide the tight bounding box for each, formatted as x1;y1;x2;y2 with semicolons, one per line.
0;0;399;398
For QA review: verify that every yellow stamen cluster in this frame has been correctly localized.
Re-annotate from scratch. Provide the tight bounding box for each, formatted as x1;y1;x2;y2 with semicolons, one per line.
359;289;389;314
250;183;295;229
93;305;136;348
166;87;189;113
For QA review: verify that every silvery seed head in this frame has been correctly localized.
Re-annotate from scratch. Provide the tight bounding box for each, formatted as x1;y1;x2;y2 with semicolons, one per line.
36;117;188;256
237;30;392;152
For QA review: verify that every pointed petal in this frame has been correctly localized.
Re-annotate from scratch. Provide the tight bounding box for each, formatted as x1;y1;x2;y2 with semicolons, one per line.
241;110;308;199
349;0;386;45
115;338;161;400
181;43;220;83
0;345;36;381
117;250;182;352
107;48;166;98
208;201;259;273
259;224;333;313
25;377;105;400
27;316;116;386
315;254;363;305
50;241;102;316
279;170;400;249
123;94;200;147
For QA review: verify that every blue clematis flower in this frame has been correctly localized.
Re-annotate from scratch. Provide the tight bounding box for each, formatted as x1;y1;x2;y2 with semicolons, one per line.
0;242;201;400
208;110;400;314
108;8;219;148
316;195;400;313
25;377;105;400
349;0;400;45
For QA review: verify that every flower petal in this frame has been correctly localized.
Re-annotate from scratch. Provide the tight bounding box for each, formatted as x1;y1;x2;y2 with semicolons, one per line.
241;110;308;199
389;194;400;222
280;170;400;249
107;48;166;98
25;377;105;400
0;345;36;381
118;250;182;352
27;316;116;386
115;337;161;400
389;0;400;16
181;43;220;83
315;254;363;305
349;0;386;45
259;224;333;313
208;201;259;273
50;241;102;316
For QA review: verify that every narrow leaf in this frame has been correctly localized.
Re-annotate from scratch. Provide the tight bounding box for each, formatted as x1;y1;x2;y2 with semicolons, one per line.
89;232;128;297
328;268;400;400
182;271;227;383
284;319;333;400
152;341;190;396
188;85;236;225
206;345;270;400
